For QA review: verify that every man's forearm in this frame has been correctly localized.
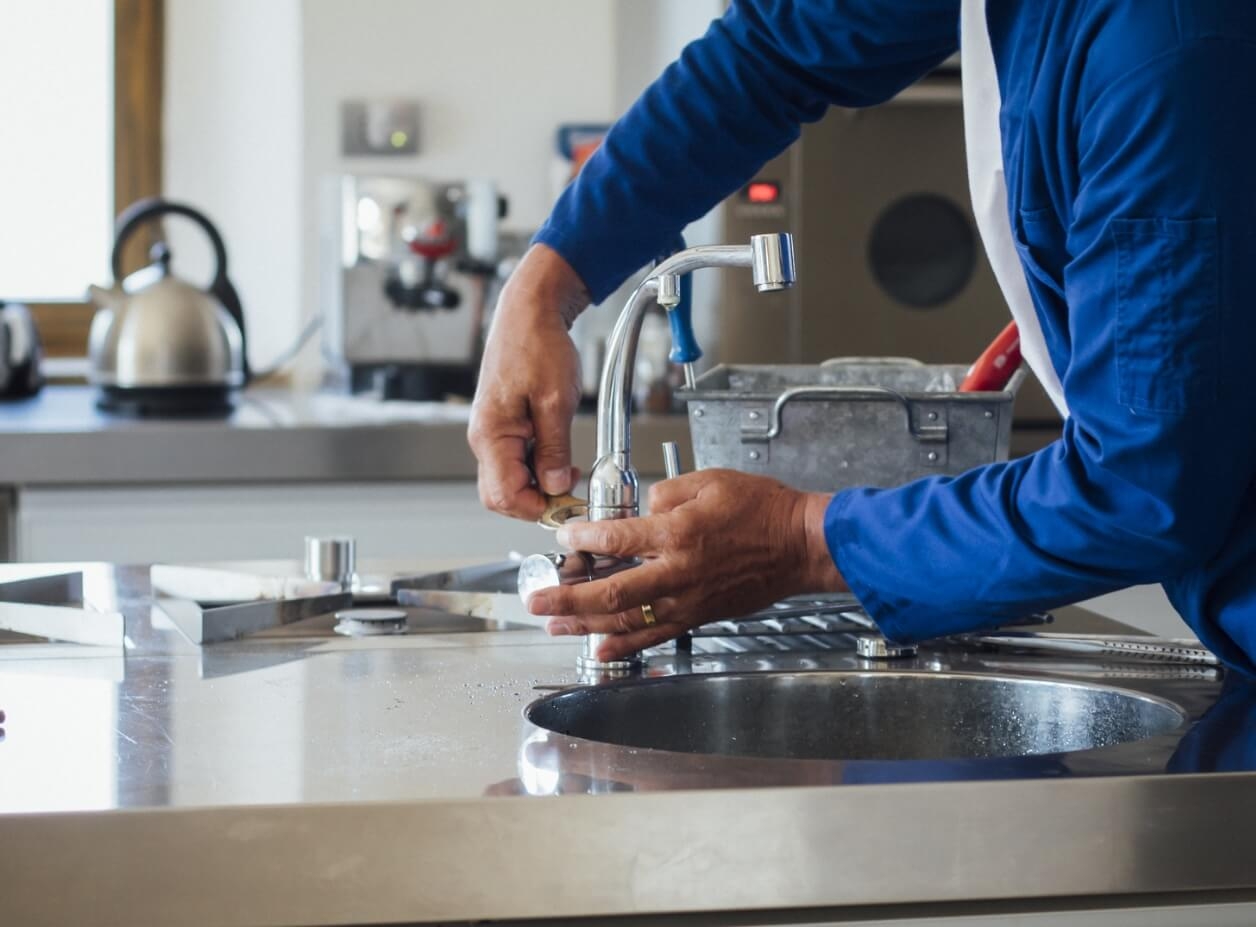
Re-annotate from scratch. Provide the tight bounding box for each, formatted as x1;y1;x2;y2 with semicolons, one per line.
534;1;958;306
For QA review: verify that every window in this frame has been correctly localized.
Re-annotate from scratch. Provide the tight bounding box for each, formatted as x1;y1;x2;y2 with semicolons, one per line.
0;1;162;357
0;1;113;301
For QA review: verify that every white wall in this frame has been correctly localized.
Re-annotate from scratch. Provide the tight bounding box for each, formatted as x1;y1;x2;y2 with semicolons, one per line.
613;0;723;111
164;1;722;378
302;0;617;233
164;0;304;373
299;0;619;378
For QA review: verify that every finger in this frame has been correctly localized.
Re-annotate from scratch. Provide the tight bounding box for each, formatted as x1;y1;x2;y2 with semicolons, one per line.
544;596;680;636
596;622;690;662
528;561;671;617
476;434;547;520
530;389;578;495
646;477;696;515
555;515;665;559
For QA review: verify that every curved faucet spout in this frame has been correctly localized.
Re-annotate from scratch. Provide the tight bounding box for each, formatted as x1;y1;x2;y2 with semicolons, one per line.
593;234;795;468
580;233;796;670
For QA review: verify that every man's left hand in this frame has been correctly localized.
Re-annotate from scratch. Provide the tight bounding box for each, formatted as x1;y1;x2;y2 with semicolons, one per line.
525;469;845;662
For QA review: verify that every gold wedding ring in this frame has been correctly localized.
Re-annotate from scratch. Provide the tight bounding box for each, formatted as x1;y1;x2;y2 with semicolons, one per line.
641;602;658;627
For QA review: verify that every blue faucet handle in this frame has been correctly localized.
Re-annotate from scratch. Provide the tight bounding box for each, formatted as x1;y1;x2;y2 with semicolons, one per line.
655;236;701;367
666;273;701;365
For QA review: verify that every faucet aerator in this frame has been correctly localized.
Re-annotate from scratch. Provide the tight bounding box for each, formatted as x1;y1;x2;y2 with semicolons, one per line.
750;232;796;292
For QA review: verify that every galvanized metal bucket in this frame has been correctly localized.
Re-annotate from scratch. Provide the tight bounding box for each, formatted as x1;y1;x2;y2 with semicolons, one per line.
679;358;1023;493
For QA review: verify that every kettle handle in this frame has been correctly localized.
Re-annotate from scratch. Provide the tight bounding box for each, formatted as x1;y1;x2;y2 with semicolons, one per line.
111;197;250;383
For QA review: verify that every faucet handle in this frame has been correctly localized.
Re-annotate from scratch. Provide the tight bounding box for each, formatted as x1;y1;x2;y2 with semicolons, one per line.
665;296;702;365
656;272;701;361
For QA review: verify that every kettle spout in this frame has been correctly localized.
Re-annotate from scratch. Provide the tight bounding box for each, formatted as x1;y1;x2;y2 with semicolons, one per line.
87;283;122;310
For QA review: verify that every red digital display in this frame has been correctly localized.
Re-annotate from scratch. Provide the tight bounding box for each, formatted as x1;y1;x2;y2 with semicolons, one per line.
745;181;781;204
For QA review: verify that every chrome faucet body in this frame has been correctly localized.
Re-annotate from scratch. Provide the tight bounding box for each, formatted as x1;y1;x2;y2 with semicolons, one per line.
579;234;796;673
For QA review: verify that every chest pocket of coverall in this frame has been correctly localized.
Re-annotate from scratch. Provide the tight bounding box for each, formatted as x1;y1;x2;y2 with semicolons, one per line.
1111;217;1220;415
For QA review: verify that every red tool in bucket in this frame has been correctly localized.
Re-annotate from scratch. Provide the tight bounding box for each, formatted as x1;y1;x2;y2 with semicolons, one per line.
959;321;1022;392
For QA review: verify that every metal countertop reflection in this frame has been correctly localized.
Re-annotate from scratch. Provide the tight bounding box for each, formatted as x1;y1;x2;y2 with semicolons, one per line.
1;561;1255;926
0;386;692;485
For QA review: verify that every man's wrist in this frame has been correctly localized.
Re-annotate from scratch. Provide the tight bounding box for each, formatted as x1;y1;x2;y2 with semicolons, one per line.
795;491;844;593
513;243;591;331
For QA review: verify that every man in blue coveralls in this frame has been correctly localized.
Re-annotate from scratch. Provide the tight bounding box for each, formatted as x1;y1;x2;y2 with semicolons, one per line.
468;1;1256;672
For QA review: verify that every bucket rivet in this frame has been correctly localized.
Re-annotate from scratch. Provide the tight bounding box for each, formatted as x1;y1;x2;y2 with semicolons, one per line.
748;450;761;461
748;410;761;421
927;451;939;463
927;411;938;421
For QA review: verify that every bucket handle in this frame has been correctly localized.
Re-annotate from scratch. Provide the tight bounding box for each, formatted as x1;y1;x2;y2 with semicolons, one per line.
740;385;949;445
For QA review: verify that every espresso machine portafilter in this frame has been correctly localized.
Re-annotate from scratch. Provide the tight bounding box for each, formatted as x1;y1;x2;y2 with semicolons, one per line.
322;175;518;401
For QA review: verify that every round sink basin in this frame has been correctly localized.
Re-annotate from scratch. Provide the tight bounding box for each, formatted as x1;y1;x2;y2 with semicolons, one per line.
525;671;1187;761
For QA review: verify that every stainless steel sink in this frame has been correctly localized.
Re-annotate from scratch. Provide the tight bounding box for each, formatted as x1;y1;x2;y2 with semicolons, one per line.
525;671;1187;761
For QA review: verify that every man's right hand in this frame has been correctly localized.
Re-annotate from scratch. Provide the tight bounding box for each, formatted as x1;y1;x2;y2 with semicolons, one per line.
468;244;588;521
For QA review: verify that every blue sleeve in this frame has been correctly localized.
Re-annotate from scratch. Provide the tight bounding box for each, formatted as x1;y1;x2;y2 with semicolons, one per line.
828;37;1256;666
534;0;959;303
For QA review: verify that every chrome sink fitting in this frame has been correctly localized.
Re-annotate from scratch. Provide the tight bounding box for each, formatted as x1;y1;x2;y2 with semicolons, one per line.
572;234;796;674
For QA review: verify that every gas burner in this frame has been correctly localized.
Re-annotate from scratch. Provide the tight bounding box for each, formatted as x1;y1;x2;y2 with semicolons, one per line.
334;608;408;637
149;536;526;646
155;590;353;645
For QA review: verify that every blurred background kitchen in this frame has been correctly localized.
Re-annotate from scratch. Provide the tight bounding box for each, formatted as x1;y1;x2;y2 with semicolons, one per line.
0;0;1060;568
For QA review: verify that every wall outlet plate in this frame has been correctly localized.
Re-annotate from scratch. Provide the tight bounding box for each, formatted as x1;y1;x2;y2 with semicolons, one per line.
341;100;420;156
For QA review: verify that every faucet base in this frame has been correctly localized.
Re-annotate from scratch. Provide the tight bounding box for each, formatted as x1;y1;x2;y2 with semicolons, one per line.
577;643;642;680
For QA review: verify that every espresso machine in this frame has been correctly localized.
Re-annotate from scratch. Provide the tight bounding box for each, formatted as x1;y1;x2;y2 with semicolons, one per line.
321;175;517;400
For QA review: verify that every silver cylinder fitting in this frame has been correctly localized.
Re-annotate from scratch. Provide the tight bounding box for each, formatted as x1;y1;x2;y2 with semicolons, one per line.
662;441;682;480
750;232;797;292
304;536;356;589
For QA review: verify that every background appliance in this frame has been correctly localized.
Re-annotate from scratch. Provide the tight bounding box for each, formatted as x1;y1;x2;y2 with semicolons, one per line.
0;301;43;399
321;175;521;401
88;198;248;417
712;70;1059;424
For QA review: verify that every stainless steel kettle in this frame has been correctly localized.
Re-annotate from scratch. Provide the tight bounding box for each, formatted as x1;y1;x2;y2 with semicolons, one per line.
0;302;44;399
88;198;248;416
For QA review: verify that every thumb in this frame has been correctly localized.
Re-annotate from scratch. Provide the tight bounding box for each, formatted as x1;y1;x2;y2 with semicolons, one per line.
532;393;576;495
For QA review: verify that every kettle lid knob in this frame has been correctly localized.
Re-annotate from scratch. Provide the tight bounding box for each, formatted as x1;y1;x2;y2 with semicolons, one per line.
148;242;173;277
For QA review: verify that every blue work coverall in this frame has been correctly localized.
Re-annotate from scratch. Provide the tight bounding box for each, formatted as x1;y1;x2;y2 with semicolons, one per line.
533;1;1256;673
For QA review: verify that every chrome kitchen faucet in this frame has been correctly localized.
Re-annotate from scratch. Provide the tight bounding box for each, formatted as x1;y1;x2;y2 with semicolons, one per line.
578;233;797;673
517;234;797;674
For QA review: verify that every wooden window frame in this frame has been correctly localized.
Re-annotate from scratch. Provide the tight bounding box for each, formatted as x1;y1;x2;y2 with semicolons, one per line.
30;0;164;358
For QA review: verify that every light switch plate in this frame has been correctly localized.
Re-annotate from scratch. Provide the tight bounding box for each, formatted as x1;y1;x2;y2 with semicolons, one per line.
341;99;420;156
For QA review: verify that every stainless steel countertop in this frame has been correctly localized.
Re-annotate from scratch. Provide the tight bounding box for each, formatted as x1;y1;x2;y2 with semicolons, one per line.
0;562;1253;925
0;386;693;485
